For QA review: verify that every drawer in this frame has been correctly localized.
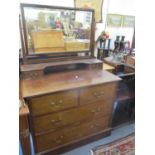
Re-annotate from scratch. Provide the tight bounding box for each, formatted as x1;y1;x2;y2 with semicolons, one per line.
29;90;78;116
33;100;113;134
80;83;116;105
35;117;109;153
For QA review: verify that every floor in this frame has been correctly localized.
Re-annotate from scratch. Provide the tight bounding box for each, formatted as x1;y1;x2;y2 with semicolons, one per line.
19;122;135;155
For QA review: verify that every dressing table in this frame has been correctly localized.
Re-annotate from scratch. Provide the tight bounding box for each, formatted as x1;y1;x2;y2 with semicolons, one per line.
20;3;121;155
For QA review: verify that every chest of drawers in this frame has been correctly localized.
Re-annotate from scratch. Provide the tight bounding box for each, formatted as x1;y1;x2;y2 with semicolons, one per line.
22;70;120;155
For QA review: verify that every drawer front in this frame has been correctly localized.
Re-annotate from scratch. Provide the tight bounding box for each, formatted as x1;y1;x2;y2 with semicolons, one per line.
35;117;109;153
33;100;113;134
80;83;116;105
29;90;78;116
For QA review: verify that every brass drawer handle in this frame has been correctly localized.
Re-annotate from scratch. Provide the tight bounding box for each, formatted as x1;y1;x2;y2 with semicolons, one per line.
91;107;101;115
97;107;101;112
50;100;63;107
90;124;100;129
58;100;63;104
55;140;61;144
50;101;56;106
93;92;104;98
100;91;104;95
50;119;62;124
54;135;64;144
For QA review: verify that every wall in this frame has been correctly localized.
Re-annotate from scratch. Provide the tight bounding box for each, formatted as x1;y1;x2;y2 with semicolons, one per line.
20;0;135;51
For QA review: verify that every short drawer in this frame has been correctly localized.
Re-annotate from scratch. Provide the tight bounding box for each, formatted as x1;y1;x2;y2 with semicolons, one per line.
32;100;113;134
29;90;78;116
35;117;109;153
80;83;116;105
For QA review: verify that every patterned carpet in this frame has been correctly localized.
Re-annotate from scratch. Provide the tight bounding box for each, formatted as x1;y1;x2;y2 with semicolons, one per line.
91;133;135;155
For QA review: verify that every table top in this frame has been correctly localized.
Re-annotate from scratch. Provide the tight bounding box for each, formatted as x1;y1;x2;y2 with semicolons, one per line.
21;69;121;98
19;104;29;116
103;63;115;71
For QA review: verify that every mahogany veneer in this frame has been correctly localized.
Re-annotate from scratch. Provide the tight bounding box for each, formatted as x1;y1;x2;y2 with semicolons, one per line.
21;69;120;155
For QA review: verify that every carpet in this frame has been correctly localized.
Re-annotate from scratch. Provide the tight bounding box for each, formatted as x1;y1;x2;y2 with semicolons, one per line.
91;133;135;155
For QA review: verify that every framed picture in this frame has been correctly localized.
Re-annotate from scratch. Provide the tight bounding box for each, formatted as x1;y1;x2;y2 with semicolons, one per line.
122;15;135;27
74;0;104;23
106;14;123;27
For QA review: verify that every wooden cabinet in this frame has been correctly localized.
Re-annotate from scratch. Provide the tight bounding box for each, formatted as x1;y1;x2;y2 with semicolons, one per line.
29;86;115;154
22;70;120;155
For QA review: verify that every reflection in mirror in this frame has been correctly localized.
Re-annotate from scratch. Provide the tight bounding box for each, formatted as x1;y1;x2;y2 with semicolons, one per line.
23;7;92;54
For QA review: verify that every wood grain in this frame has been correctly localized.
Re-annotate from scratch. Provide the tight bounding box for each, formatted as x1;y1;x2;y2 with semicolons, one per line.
21;70;121;98
29;90;78;116
32;100;112;134
35;117;109;153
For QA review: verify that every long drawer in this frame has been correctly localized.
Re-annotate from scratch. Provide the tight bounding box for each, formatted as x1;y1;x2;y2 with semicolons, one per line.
80;83;116;105
35;117;110;153
32;100;113;134
28;90;78;116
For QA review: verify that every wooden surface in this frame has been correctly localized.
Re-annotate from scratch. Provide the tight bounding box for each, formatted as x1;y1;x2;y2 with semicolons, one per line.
21;69;121;98
103;57;122;67
19;104;29;116
35;117;109;153
103;63;115;72
29;90;78;116
125;56;135;66
21;69;120;154
20;58;102;72
32;101;112;134
104;56;135;67
27;82;117;154
32;30;65;50
19;105;31;155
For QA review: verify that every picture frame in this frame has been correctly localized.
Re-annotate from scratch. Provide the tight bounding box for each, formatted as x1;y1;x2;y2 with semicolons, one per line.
122;15;135;27
106;14;123;27
74;0;104;23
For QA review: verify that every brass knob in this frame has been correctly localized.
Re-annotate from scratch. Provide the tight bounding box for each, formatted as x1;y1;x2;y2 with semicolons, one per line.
90;124;98;129
90;125;95;129
51;119;56;123
97;107;101;112
50;119;62;124
60;135;64;139
50;101;55;106
100;91;104;95
94;92;97;96
91;109;95;113
96;95;101;98
59;100;63;104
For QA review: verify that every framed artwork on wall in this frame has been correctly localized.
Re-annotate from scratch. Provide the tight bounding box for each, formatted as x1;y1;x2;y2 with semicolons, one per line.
74;0;104;23
122;15;135;27
106;14;123;27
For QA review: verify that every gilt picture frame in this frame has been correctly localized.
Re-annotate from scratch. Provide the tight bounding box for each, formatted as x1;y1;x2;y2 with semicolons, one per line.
74;0;104;23
106;14;123;27
122;15;135;27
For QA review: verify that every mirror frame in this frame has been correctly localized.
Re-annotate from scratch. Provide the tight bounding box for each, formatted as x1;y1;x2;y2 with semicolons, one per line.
20;3;95;64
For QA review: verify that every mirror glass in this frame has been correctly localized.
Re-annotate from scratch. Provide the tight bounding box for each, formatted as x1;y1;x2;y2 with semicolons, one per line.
23;6;92;54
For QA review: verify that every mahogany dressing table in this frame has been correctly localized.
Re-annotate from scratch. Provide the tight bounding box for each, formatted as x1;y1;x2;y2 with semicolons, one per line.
19;4;121;155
